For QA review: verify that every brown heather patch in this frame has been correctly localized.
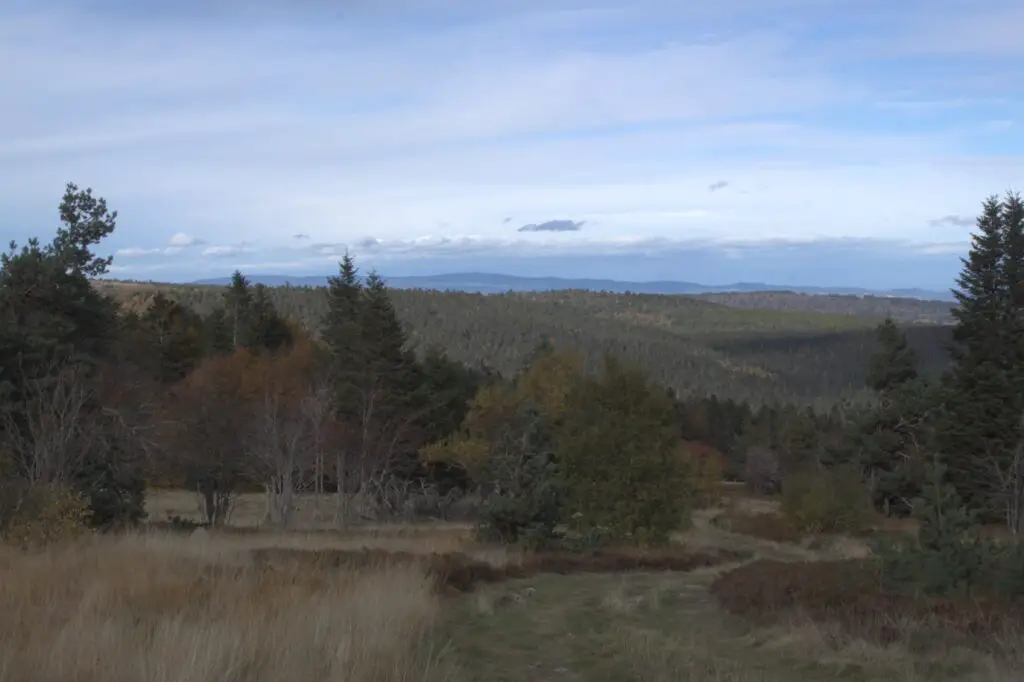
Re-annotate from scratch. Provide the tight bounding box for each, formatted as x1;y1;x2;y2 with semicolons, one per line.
249;545;749;594
711;558;1024;651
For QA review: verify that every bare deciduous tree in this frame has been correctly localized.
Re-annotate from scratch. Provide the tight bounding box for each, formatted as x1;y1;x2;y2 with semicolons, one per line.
249;389;309;529
0;365;96;486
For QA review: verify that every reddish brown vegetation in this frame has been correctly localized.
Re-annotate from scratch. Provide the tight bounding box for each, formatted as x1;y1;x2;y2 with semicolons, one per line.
711;559;1024;648
251;546;747;594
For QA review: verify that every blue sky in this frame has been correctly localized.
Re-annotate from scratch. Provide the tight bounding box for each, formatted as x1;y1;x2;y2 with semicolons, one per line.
1;0;1022;289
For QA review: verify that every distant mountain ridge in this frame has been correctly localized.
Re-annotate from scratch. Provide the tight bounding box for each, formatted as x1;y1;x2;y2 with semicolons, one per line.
191;271;955;302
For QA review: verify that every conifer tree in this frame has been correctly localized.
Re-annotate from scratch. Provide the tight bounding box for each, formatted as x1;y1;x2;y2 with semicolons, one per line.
848;318;934;516
939;192;1024;526
248;283;293;352
866;318;919;392
224;270;253;349
321;252;365;416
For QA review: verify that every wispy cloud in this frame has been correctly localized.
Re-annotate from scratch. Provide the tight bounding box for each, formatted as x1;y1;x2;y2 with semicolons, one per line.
1;0;1021;288
202;243;256;257
929;214;976;229
518;219;585;233
167;232;205;247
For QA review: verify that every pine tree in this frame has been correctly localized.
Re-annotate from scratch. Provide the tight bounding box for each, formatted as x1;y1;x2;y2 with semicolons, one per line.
939;193;1024;525
202;309;235;357
321;252;365;416
248;283;293;352
224;270;253;349
842;318;935;516
360;271;411;385
866;318;919;392
140;293;204;383
880;459;991;597
0;184;145;528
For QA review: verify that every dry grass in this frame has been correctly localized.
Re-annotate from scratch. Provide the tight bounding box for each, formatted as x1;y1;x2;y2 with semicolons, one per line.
0;533;454;682
147;488;412;530
8;486;1021;681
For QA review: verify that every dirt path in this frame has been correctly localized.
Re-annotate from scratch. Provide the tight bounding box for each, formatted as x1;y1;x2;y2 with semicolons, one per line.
437;511;989;682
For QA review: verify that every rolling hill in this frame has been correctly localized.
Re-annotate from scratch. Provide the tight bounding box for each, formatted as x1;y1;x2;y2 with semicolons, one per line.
193;271;956;303
96;280;954;409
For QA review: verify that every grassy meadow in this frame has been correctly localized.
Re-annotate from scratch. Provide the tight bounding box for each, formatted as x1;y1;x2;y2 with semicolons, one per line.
1;488;1020;682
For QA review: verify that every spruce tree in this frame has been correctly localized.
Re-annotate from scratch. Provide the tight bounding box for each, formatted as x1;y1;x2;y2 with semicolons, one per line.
360;271;411;383
880;458;990;597
849;319;934;516
866;318;919;392
248;283;293;352
321;252;366;416
224;270;253;349
939;192;1024;525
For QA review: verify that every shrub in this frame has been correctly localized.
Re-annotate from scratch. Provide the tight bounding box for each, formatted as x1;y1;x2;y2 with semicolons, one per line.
877;461;1020;599
780;466;872;534
0;483;93;548
475;405;567;548
73;451;148;530
711;558;1024;649
558;357;690;546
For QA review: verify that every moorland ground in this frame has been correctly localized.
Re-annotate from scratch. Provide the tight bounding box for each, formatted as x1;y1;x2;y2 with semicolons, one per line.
4;488;1016;682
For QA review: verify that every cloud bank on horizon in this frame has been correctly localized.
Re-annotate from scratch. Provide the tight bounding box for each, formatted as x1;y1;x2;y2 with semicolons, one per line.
1;0;1022;289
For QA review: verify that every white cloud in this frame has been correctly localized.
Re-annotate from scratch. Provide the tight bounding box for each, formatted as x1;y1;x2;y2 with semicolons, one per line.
115;246;185;258
202;244;256;257
167;232;204;247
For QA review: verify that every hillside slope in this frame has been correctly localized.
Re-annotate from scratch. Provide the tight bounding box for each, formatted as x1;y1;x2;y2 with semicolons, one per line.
96;281;952;408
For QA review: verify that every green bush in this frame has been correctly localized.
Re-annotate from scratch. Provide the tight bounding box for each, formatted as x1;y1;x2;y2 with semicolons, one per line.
780;465;872;534
877;461;1021;599
476;405;567;548
72;450;147;530
558;358;690;546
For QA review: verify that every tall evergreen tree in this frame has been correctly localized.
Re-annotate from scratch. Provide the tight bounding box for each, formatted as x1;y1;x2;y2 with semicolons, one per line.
248;283;293;352
202;308;235;357
321;252;365;416
360;271;411;384
224;270;253;349
0;184;146;528
939;192;1024;528
139;293;205;384
846;319;934;516
867;318;919;392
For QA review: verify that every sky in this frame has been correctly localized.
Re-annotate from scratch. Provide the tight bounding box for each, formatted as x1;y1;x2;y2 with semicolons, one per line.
1;0;1022;289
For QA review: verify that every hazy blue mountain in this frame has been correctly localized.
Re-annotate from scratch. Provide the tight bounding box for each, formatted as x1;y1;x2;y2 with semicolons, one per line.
191;271;956;302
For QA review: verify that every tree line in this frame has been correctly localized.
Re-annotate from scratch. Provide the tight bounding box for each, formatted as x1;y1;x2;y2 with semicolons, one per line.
2;184;1021;555
96;279;956;409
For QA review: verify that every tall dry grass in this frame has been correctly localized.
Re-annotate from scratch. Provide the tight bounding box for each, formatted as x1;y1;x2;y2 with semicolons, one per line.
0;533;454;682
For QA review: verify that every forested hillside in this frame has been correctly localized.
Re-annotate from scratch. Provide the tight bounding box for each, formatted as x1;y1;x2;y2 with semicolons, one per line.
95;280;953;408
698;291;954;324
